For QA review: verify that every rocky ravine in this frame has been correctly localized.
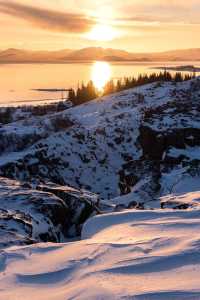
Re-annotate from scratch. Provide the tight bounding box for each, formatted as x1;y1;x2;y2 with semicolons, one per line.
0;78;200;247
0;177;100;248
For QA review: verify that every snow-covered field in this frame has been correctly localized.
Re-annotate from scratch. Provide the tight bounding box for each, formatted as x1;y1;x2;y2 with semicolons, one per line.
1;207;200;300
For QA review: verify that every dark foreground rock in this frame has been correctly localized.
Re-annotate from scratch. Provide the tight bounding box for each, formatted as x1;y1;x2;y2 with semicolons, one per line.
0;177;99;249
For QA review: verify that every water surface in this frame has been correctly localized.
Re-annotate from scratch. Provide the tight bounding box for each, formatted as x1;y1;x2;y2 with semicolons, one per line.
0;61;199;106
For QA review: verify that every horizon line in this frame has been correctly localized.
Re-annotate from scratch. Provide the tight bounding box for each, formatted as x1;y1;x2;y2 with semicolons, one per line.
1;46;200;54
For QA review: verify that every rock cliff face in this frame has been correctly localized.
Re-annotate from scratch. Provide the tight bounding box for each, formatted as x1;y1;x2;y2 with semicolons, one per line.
0;177;99;248
0;78;200;247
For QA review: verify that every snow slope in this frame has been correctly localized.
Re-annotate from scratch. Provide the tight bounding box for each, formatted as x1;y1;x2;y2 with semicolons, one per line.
1;208;200;299
1;79;198;200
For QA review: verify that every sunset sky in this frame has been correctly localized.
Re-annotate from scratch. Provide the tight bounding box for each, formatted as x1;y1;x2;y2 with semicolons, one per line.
0;0;200;52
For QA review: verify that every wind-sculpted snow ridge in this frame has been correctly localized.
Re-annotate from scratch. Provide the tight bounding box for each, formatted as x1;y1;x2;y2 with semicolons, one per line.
0;78;200;204
1;209;200;299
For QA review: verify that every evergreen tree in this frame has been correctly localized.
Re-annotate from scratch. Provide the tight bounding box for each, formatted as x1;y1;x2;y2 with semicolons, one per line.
174;72;183;82
116;79;123;92
68;89;76;105
86;81;98;100
104;80;115;95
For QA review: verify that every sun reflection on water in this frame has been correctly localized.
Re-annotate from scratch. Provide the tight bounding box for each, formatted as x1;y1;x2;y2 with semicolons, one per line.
91;61;111;91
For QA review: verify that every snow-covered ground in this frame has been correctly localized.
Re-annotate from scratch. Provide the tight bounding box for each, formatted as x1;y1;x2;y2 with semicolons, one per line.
1;207;200;300
0;78;200;299
1;79;198;199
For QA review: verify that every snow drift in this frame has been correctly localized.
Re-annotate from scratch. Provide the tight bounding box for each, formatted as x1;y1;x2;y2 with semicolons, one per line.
1;207;200;299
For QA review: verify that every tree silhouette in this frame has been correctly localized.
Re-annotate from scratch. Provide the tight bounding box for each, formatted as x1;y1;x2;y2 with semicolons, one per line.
68;71;192;106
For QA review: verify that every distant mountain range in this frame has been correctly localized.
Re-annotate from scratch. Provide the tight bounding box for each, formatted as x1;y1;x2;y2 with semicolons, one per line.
0;47;200;63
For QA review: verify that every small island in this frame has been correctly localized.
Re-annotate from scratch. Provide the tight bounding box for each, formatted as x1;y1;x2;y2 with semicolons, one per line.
154;65;200;72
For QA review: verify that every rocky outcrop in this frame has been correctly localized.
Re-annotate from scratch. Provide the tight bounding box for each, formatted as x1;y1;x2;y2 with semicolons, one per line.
0;130;46;153
0;177;100;249
139;126;200;160
37;183;100;236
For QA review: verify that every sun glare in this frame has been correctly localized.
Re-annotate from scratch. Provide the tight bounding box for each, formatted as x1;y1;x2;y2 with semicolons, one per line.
92;61;111;90
87;24;117;41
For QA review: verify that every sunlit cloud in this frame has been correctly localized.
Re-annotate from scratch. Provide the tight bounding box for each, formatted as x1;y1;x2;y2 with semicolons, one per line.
116;0;200;25
0;0;95;33
0;0;200;51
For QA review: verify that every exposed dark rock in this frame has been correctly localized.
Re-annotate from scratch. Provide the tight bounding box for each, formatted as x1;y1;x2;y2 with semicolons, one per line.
0;177;100;248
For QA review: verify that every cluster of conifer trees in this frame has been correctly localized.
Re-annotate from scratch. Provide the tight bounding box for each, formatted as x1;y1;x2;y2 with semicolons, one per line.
68;71;193;106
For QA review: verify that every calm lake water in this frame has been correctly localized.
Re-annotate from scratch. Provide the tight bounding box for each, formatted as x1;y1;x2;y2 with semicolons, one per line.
0;61;199;106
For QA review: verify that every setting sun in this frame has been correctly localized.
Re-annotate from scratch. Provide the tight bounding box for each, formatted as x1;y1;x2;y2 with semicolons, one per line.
87;24;117;41
92;61;111;90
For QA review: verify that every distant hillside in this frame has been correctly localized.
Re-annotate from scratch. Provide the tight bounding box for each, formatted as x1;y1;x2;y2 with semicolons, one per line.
0;48;73;63
147;48;200;61
0;47;200;63
67;47;132;61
